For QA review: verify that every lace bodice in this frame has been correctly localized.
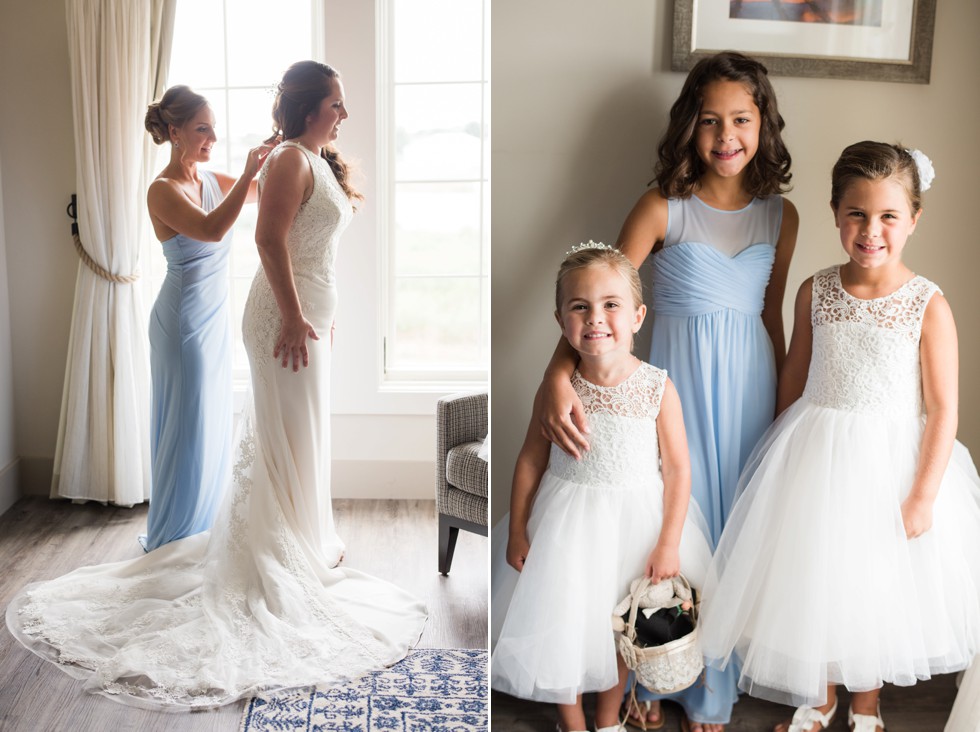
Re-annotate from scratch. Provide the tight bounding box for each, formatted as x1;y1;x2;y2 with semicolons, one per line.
548;362;667;489
243;142;353;359
803;266;940;417
258;141;353;283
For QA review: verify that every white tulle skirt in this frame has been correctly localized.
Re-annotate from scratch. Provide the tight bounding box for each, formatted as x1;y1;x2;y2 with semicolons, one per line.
699;398;980;707
491;470;713;704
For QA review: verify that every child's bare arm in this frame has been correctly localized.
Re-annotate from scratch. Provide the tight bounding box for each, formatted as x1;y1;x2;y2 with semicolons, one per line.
617;189;669;267
507;398;553;571
776;278;813;415
762;199;799;376
902;293;958;538
647;378;690;583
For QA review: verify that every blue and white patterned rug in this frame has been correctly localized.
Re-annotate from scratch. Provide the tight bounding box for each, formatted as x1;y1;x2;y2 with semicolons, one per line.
239;648;487;732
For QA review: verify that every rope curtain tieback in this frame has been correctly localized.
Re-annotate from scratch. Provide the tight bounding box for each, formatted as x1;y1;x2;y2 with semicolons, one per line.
72;232;141;284
67;194;140;284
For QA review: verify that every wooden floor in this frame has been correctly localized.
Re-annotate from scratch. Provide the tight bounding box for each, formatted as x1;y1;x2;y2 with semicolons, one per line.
492;673;959;731
0;496;487;732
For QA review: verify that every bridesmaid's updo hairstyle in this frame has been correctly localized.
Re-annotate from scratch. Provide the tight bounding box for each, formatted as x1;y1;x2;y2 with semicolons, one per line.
145;85;209;145
654;51;792;199
831;141;923;215
555;245;644;312
270;60;363;204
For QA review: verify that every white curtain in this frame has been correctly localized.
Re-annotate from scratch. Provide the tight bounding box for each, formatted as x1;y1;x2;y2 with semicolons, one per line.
51;0;175;504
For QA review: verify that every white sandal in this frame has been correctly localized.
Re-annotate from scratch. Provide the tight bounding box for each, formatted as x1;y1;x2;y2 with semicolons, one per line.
848;704;885;731
787;700;838;731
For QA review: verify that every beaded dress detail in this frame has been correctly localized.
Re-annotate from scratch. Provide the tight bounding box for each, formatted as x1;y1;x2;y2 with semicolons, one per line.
700;265;980;707
491;362;713;703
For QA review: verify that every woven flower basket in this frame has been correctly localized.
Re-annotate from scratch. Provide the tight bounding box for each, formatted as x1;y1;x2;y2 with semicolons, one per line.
614;575;703;695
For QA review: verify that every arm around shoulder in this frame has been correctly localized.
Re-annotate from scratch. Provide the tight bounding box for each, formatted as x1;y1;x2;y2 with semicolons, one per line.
617;188;669;268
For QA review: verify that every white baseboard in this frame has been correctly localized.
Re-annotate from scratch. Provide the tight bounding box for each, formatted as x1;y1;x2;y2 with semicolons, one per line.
15;456;432;501
0;457;20;516
332;459;434;499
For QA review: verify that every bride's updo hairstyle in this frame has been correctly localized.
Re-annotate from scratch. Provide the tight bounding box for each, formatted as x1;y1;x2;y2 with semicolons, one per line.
270;60;362;204
555;245;644;312
145;85;209;145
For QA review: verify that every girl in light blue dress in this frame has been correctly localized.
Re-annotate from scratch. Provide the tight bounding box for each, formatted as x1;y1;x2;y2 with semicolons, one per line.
538;52;797;731
143;86;272;551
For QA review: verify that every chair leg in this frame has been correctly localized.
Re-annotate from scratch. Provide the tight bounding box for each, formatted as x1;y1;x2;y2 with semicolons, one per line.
438;513;460;576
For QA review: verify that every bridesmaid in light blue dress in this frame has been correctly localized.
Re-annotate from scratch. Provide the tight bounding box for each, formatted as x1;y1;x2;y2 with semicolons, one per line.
143;85;272;551
539;53;797;731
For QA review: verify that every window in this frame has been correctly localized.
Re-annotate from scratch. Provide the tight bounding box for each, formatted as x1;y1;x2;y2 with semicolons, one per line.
380;0;490;383
146;0;316;380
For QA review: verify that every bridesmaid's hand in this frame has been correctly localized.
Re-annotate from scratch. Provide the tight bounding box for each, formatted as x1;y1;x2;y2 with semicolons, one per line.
244;140;277;180
274;316;319;372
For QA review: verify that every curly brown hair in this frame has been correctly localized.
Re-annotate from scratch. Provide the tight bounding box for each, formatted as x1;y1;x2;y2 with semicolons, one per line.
269;61;363;204
653;51;791;199
831;141;923;215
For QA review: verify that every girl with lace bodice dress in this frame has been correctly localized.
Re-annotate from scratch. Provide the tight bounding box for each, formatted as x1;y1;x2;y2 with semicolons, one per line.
491;246;713;732
5;62;426;711
699;143;980;732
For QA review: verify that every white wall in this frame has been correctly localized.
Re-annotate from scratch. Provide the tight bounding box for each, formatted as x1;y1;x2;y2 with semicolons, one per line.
490;0;980;521
0;152;18;515
0;0;461;503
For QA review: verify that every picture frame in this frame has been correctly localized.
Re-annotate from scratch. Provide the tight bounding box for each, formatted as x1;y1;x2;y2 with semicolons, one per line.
672;0;937;83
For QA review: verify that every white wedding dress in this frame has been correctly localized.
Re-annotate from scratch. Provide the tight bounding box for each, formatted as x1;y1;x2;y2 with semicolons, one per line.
5;141;427;710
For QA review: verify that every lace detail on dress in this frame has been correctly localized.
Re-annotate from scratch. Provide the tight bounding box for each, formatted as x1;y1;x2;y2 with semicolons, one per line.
804;266;940;417
242;141;353;371
548;363;667;490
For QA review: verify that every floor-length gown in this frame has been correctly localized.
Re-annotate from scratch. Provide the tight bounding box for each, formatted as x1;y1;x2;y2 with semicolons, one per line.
700;266;980;706
143;170;232;551
5;141;427;710
636;194;784;724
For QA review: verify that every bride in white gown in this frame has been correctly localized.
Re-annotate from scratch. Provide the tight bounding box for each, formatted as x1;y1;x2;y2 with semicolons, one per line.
5;61;427;711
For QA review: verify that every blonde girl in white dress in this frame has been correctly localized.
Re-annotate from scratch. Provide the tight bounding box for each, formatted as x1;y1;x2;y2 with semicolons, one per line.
698;142;980;732
491;245;713;732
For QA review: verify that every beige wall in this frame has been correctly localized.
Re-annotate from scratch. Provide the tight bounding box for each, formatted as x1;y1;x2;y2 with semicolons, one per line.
490;0;980;522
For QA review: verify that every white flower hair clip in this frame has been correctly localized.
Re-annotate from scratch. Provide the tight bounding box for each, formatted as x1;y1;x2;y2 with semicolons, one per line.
906;148;935;191
564;239;614;257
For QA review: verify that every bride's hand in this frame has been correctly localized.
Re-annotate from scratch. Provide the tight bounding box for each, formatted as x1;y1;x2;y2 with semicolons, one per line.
274;316;319;372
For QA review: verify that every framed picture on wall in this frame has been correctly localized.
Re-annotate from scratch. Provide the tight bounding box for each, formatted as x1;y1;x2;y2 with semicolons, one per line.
672;0;936;83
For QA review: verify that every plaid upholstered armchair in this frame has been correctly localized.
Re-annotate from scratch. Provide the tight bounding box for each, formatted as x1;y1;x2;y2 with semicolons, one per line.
436;391;488;575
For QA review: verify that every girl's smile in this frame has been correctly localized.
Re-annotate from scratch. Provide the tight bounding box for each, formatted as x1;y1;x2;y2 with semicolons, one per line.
556;264;646;362
834;177;920;272
695;80;760;181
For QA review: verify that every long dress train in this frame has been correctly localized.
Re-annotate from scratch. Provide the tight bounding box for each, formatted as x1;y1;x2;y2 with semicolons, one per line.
5;142;427;710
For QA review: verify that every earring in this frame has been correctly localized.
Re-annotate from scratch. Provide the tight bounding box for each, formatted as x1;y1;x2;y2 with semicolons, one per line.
174;141;179;148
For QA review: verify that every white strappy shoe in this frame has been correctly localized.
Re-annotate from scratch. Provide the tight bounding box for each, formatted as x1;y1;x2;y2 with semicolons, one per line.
848;704;885;731
787;700;838;732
